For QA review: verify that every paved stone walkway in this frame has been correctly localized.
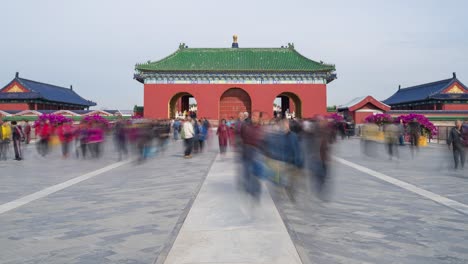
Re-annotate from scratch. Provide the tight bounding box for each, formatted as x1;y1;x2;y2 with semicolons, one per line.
0;139;217;264
269;139;468;264
163;152;302;264
0;137;467;263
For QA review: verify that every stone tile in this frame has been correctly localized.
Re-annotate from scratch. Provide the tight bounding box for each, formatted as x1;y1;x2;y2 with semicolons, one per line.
270;139;468;264
0;139;218;264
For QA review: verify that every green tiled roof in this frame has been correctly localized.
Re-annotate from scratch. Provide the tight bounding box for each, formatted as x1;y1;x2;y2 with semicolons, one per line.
136;47;335;72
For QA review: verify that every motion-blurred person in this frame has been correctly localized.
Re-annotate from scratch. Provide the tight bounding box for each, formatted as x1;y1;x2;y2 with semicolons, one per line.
243;112;250;123
339;121;346;140
114;117;128;161
182;116;194;158
384;123;399;160
329;120;338;143
75;121;89;159
192;119;201;153
202;118;211;142
36;120;52;157
232;112;246;151
202;118;211;131
197;119;208;152
447;120;466;170
172;118;181;140
136;122;154;162
398;119;405;146
155;119;171;154
217;119;230;155
227;117;236;147
408;118;421;157
87;122;104;158
57;121;74;158
11;121;25;161
361;123;379;157
289;118;302;135
240;111;263;198
0;120;3;158
23;120;31;144
0;121;11;160
264;118;304;200
303;118;331;197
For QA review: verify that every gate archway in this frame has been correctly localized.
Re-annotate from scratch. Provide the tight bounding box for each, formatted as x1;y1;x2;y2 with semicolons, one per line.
273;92;302;119
219;88;251;120
169;92;197;119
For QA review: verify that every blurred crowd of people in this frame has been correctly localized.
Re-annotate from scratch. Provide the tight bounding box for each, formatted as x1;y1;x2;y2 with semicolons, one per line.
361;118;467;169
1;113;465;178
0;112;435;201
0;117;174;162
195;111;343;200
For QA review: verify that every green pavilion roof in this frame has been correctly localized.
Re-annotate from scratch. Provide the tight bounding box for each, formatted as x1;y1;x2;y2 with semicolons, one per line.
136;47;335;72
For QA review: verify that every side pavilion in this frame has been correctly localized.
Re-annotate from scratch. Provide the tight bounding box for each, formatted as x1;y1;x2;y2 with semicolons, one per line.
0;72;96;111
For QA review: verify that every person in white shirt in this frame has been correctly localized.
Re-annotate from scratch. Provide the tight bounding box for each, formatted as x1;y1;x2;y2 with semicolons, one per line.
182;116;195;158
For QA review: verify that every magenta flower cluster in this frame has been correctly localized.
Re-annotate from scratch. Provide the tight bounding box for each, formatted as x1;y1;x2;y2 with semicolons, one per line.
364;113;393;126
83;114;110;126
327;113;344;122
395;113;437;137
34;114;72;127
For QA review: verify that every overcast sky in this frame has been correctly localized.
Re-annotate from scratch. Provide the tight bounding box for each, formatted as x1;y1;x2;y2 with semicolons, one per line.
1;0;467;110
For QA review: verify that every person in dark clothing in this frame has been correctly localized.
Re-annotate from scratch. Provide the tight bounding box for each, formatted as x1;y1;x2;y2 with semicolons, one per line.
289;118;302;135
23;120;31;144
172;119;181;140
447;120;466;170
11;121;25;161
408;119;420;146
192;119;200;153
302;118;331;198
408;118;421;157
155;120;171;154
240;111;263;198
398;119;405;146
338;122;346;140
114;118;128;161
217;119;230;154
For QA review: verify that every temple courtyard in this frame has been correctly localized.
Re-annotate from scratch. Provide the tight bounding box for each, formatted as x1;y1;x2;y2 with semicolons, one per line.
0;138;467;264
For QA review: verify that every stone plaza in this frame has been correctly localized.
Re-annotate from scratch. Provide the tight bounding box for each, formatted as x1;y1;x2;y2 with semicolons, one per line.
0;137;467;264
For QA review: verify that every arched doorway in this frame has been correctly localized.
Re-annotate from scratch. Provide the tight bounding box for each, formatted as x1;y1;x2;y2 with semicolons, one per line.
219;88;252;120
273;92;302;119
169;92;197;119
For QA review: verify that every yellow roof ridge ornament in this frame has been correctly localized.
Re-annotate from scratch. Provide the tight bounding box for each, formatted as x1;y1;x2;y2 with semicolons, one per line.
232;35;239;48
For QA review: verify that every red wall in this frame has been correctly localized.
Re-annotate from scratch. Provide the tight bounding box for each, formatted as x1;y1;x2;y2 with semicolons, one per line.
354;112;375;124
443;104;468;111
0;103;29;111
144;83;327;120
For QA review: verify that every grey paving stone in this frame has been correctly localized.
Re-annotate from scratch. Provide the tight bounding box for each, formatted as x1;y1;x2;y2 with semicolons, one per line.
0;138;217;264
269;139;468;264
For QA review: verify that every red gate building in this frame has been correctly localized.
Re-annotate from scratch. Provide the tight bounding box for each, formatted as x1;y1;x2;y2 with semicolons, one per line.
134;40;336;121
